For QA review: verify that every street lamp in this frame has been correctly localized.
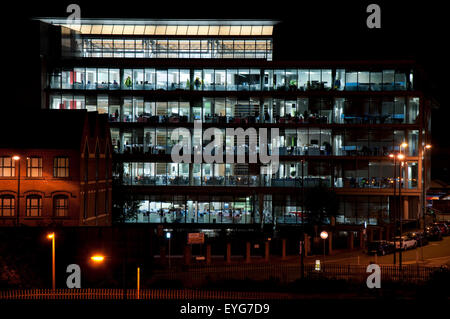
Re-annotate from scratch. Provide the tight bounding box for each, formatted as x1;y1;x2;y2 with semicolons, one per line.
422;144;432;231
397;152;405;268
47;232;56;290
300;159;305;279
12;156;20;226
388;147;407;266
166;232;172;269
320;231;328;262
90;255;105;263
421;144;432;261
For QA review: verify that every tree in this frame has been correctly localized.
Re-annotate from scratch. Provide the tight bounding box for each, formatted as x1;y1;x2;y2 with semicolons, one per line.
111;162;141;223
303;185;339;234
112;189;141;224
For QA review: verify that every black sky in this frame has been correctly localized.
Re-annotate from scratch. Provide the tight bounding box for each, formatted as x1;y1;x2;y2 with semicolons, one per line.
4;0;450;181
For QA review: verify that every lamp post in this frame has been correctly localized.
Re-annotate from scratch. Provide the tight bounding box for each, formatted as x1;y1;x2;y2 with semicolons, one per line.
398;142;407;268
397;153;405;267
421;144;431;261
47;232;56;290
12;156;20;226
389;153;397;264
166;232;172;269
422;144;432;231
301;159;305;279
320;231;328;263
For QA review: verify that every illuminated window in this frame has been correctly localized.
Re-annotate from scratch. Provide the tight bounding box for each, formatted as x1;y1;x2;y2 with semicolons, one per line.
27;157;42;177
54;195;69;217
0;157;15;177
54;157;69;178
0;195;14;217
26;196;42;217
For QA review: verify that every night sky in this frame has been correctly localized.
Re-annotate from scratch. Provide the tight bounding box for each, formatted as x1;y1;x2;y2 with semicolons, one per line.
4;0;449;181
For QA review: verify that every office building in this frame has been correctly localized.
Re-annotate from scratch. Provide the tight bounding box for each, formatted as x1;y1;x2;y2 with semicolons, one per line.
35;18;432;245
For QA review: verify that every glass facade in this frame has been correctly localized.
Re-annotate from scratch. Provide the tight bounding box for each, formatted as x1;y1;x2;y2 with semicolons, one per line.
118;160;417;189
48;67;416;91
78;38;273;60
50;95;420;126
43;19;426;228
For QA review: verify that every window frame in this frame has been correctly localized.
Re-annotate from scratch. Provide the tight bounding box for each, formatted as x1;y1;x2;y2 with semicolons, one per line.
0;156;15;177
0;195;15;217
26;157;42;178
54;195;69;217
26;195;42;217
53;156;70;178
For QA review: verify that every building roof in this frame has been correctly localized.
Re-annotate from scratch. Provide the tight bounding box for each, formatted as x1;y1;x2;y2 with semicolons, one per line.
0;110;88;150
37;18;278;36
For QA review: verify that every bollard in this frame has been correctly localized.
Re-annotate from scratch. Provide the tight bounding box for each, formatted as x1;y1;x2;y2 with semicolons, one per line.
245;242;251;263
226;242;231;263
281;239;286;260
264;241;270;262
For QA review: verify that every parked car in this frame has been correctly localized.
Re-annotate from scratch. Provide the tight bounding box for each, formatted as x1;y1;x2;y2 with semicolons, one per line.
406;231;428;246
367;240;396;256
425;225;443;241
433;222;449;236
391;236;417;250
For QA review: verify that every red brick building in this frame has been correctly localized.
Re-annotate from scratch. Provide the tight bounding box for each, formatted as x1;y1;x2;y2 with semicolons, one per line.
0;110;112;226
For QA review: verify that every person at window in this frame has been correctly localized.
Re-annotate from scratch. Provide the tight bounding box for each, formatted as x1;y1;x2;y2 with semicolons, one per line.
194;77;201;90
264;111;270;123
125;76;132;88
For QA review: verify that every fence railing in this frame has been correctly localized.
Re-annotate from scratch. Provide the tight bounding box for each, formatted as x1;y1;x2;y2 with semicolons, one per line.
0;264;439;300
0;288;293;300
150;263;439;285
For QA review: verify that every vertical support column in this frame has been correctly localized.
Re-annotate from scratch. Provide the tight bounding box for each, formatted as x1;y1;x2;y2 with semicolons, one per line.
226;242;231;263
160;246;166;264
245;242;251;263
264;241;270;262
304;235;310;256
281;239;287;260
360;231;365;249
328;232;333;255
184;245;191;265
403;198;409;221
348;232;354;250
206;244;211;264
189;163;193;186
258;194;264;224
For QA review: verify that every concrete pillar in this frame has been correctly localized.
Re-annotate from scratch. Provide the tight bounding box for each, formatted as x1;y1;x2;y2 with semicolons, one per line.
348;232;354;250
184;245;191;265
206;244;211;264
264;241;270;262
360;231;365;249
304;236;310;256
160;246;166;264
328;232;333;255
281;239;287;260
226;242;231;263
245;242;251;263
404;198;409;220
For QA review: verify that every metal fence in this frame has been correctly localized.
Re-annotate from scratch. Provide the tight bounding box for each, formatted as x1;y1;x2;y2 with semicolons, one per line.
150;263;439;285
0;288;292;300
0;263;439;300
